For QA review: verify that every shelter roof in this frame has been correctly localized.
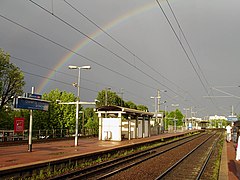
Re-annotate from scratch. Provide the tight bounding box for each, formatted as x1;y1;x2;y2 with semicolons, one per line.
96;105;154;117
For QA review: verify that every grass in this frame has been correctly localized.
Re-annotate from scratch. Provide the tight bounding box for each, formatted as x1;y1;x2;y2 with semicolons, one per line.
212;135;224;179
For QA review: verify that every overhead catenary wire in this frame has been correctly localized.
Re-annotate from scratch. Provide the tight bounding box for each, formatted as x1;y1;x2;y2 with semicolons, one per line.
63;0;199;108
11;55;151;103
29;0;184;98
165;0;210;89
22;71;154;106
0;14;158;92
63;0;189;99
11;56;75;79
155;0;209;95
0;4;197;110
163;0;220;112
155;0;220;115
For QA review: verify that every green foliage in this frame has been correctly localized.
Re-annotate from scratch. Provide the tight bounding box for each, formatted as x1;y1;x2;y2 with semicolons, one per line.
84;108;98;134
0;107;29;130
166;109;184;126
137;104;148;112
0;109;14;129
125;101;137;109
95;89;150;113
0;49;25;110
209;119;226;128
96;89;123;107
33;89;76;130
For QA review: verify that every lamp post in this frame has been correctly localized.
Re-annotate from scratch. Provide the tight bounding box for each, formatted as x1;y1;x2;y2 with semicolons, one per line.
171;104;179;133
105;87;111;106
183;108;190;130
164;105;168;132
69;65;91;147
150;90;167;132
151;89;167;124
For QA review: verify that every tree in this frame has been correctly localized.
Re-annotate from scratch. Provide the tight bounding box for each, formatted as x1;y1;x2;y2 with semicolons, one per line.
84;107;98;135
96;89;123;107
137;104;149;112
0;49;25;110
33;89;76;130
125;101;137;109
167;109;184;126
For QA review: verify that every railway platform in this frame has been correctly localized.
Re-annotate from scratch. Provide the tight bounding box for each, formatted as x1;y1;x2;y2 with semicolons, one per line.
0;131;193;170
219;139;240;180
0;130;239;179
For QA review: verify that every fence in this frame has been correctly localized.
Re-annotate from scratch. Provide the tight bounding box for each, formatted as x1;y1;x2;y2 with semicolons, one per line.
0;128;98;142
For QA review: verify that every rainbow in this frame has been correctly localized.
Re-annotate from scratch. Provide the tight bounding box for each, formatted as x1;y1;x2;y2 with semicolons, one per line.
37;1;159;93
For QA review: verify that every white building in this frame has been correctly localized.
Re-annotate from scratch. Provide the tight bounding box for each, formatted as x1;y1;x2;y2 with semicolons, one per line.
209;115;227;120
96;106;153;141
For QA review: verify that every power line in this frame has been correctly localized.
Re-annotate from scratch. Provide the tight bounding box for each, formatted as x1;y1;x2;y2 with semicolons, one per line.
63;0;203;108
22;70;155;106
165;0;209;87
29;0;185;98
12;55;152;103
155;0;209;95
1;7;198;110
64;0;190;99
0;13;157;92
163;0;220;112
155;0;221;114
11;56;75;78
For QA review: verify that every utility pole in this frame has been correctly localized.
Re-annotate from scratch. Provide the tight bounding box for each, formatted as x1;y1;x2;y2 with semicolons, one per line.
28;86;34;152
157;90;160;112
151;89;167;132
105;87;111;106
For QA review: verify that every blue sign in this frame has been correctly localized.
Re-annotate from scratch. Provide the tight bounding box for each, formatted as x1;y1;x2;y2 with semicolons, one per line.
25;93;42;99
14;97;49;111
227;116;238;121
28;93;42;99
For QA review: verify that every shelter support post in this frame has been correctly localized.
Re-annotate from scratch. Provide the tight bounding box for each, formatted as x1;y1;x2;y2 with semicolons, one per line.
135;116;138;139
98;113;102;140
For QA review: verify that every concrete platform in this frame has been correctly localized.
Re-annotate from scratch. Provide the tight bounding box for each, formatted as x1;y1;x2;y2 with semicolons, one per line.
0;132;188;171
219;140;240;180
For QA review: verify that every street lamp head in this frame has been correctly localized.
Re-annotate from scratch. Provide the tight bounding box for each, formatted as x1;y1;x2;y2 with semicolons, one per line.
72;82;78;87
68;65;78;69
81;65;91;69
68;65;91;70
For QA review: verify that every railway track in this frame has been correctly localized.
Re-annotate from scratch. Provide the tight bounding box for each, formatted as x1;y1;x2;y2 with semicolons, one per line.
50;132;215;180
1;131;202;180
156;132;222;180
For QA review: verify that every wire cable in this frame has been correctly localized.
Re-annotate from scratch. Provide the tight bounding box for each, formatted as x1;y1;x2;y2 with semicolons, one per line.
0;13;158;91
64;0;189;99
155;0;209;95
164;0;220;112
29;0;184;97
11;55;152;103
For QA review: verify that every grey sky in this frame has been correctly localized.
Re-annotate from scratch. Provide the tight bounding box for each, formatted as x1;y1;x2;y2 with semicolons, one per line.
1;0;240;118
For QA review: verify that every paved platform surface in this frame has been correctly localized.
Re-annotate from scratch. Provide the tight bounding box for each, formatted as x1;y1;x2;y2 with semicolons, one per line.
219;139;240;180
0;131;239;180
0;132;185;171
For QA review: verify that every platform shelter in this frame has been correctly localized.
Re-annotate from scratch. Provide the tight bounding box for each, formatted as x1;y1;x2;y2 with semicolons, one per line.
96;106;154;141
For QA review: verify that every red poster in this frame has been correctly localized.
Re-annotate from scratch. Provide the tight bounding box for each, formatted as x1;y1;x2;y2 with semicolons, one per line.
14;117;25;133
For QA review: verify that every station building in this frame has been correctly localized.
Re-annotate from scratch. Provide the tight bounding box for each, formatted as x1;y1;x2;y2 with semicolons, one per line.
96;106;154;141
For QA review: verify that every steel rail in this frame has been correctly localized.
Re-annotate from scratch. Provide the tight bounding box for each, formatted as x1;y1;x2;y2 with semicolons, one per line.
56;133;206;180
196;132;223;179
155;131;217;179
